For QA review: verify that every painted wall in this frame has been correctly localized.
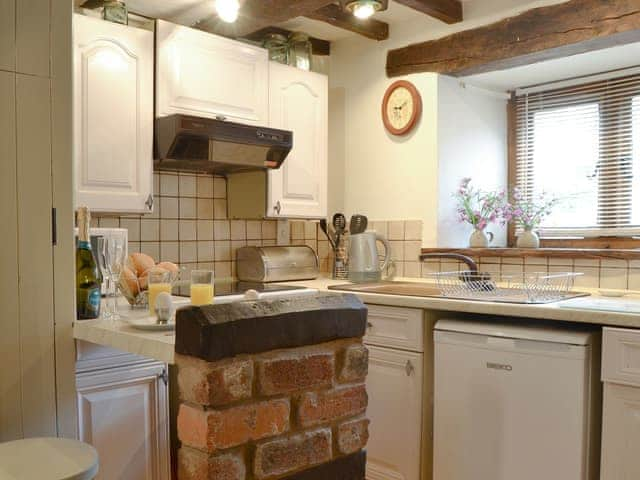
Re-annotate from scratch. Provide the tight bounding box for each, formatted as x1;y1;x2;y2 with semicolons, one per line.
328;0;567;246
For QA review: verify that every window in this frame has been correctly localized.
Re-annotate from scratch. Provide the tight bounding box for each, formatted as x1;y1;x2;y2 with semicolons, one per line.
513;72;640;239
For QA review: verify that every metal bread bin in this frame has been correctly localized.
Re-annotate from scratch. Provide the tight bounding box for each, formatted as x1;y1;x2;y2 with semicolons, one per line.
236;246;319;283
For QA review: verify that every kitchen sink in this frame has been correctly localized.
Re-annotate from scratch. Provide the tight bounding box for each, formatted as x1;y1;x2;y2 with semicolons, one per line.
329;281;590;304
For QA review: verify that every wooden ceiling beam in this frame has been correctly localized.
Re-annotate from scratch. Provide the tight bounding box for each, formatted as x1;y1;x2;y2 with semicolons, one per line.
305;3;389;41
243;26;331;55
394;0;462;24
387;0;640;77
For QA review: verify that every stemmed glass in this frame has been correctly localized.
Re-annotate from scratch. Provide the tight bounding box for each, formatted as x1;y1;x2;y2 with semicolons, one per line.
102;236;125;320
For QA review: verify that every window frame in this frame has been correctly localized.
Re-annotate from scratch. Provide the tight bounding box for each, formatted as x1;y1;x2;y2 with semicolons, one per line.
507;94;640;249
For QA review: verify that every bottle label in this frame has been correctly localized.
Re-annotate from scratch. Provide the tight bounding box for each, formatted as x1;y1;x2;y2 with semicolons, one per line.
88;289;101;310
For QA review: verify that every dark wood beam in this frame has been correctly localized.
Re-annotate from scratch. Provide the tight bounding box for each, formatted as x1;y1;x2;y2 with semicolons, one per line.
197;0;334;38
394;0;462;24
387;0;640;77
306;3;389;41
243;26;331;55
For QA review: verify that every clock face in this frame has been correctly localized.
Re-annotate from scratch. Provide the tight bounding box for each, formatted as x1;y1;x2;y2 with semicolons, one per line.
386;87;414;130
382;81;422;136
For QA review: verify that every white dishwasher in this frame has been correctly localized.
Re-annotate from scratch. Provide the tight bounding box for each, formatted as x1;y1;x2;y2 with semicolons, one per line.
434;319;601;480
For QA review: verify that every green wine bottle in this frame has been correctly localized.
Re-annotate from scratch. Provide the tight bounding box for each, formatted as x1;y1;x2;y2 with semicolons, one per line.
76;206;102;320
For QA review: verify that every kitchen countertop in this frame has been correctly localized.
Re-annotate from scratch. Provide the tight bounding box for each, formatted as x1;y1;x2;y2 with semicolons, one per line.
73;277;640;364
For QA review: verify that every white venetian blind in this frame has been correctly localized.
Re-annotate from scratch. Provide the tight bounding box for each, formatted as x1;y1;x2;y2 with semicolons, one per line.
514;70;640;237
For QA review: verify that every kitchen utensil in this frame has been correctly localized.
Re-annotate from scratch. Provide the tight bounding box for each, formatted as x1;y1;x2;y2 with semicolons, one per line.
349;214;368;235
333;213;347;247
319;219;335;249
348;231;391;283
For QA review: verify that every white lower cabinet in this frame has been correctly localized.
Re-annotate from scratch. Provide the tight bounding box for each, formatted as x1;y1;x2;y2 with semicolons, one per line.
366;345;424;480
76;359;170;480
601;327;640;479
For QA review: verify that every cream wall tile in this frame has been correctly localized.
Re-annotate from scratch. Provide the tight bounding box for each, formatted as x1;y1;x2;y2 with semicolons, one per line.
160;219;178;241
370;221;387;237
304;239;317;251
574;267;600;289
304;221;317;239
441;261;460;272
263;239;277;246
230;220;246;240
602;259;628;269
196;175;214;198
160;242;179;263
140;242;159;260
213;220;230;240
120;218;140;241
179;220;197;241
214;241;231;261
391;261;404;278
502;257;524;265
600;268;628;290
291;221;304;240
180;242;197;263
628;269;640;291
197;241;214;262
196;198;213;219
389;241;404;262
404;221;422;241
482;263;501;276
213;177;226;198
214;261;232;279
98;217;119;228
628;260;640;269
549;258;574;267
231;240;246;259
574;258;600;268
247;239;262;247
404;262;421;278
160;173;178;196
179;175;196;197
153;173;160;194
524;256;547;265
480;257;500;264
246;220;262;240
501;264;524;281
180;198;197;219
160;197;179;219
128;242;140;254
388;221;404;240
403;241;422;262
214;199;227;219
140;219;159;242
197;220;214;241
262;220;276;239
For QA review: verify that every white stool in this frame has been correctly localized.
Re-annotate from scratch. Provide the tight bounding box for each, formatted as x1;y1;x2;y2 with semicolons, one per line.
0;437;98;480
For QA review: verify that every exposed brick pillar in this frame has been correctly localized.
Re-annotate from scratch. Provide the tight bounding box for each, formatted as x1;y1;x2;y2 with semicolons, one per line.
175;293;369;480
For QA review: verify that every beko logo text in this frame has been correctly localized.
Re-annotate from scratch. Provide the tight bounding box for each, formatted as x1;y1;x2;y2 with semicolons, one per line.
486;362;513;371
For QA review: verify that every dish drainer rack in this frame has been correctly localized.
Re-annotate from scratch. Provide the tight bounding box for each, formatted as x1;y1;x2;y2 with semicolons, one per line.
430;271;584;304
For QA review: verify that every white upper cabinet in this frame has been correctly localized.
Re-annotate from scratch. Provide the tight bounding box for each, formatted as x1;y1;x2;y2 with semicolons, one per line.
268;63;328;219
73;15;154;214
156;20;268;125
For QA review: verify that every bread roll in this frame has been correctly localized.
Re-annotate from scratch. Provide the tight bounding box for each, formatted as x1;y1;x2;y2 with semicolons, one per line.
121;266;139;297
139;266;169;290
157;261;179;275
130;252;155;276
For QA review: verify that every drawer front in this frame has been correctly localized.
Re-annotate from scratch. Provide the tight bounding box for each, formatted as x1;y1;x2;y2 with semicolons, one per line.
603;327;640;387
365;304;424;352
76;340;153;373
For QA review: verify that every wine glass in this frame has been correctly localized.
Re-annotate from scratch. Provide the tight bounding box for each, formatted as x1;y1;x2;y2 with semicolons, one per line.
95;237;111;319
103;236;126;319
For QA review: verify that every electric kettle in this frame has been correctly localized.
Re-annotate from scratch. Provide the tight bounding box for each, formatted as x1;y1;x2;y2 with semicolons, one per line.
348;231;391;283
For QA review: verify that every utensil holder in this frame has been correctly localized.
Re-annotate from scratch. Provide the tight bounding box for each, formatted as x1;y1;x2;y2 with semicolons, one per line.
333;246;349;280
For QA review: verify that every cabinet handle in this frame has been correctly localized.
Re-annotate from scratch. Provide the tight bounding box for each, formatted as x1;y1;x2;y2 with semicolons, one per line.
274;201;282;215
159;368;168;386
145;194;154;211
405;360;415;376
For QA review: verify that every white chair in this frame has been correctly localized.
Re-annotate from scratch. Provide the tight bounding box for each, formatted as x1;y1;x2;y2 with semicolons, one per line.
0;437;98;480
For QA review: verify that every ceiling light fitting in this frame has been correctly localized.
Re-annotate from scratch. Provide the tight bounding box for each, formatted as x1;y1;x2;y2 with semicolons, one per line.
341;0;387;19
215;0;240;23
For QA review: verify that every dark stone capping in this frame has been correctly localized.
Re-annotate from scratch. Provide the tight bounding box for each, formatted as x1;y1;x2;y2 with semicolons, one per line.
285;451;366;480
175;293;367;362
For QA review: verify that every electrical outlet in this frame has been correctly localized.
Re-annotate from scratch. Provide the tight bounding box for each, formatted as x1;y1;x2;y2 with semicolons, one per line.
277;219;290;245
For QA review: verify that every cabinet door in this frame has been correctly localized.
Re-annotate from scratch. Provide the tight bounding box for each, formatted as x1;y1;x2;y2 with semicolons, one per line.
76;363;170;480
268;63;328;219
366;345;423;480
156;20;268;125
601;383;640;479
73;14;153;213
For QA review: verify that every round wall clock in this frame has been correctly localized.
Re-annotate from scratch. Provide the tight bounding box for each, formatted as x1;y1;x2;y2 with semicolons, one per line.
382;80;422;136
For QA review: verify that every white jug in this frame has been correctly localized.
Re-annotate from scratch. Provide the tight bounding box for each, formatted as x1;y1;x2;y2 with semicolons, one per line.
348;231;391;283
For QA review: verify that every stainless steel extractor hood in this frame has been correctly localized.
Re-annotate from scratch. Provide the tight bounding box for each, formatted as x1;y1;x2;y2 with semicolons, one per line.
154;114;293;175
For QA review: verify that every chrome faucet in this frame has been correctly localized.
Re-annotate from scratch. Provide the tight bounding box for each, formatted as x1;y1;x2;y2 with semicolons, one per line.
419;252;493;290
419;253;479;273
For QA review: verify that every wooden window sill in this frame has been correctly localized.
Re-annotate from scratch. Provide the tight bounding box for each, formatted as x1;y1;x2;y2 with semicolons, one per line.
420;247;640;261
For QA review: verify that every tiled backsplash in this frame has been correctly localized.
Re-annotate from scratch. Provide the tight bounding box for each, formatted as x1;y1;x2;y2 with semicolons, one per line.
93;172;279;280
419;256;640;291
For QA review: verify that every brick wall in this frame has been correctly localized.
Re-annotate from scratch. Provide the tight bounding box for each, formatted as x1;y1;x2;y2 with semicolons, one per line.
175;339;369;480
